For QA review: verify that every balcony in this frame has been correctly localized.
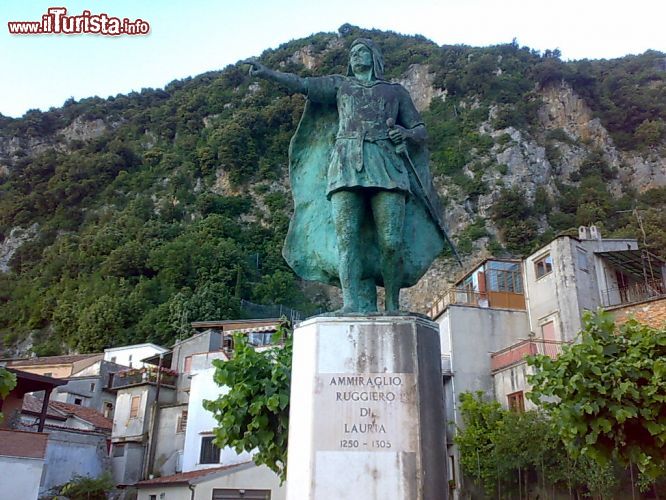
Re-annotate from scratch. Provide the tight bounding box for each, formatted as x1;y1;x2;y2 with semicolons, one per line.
491;339;568;372
429;288;526;318
111;367;177;390
600;279;665;308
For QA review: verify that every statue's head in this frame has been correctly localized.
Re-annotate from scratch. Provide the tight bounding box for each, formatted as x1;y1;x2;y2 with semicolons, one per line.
347;38;384;80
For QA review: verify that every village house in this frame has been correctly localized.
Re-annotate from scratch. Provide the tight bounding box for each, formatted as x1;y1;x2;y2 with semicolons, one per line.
0;368;64;499
110;320;287;499
429;225;666;496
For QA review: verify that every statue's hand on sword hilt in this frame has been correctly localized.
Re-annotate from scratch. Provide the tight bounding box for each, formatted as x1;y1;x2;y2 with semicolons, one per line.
386;118;408;155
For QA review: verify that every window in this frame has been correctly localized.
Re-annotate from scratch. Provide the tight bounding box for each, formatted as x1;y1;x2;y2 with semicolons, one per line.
535;254;553;278
90;382;96;392
129;395;141;418
107;373;115;388
111;356;117;363
507;391;525;412
541;321;557;341
486;261;523;293
112;443;125;457
176;410;188;433
577;248;588;271
129;354;133;368
104;402;114;419
183;356;192;374
200;436;221;464
74;398;83;405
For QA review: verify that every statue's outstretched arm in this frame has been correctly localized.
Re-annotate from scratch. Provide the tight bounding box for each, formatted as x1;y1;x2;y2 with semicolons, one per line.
243;60;306;95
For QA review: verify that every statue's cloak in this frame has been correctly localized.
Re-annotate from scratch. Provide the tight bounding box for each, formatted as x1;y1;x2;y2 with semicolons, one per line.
282;98;449;288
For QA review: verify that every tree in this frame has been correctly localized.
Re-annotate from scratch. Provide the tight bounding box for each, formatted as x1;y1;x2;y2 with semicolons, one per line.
0;367;17;422
203;321;292;482
455;391;620;498
527;311;666;485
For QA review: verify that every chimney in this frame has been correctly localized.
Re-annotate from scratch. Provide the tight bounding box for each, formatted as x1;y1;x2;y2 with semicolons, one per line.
579;225;602;240
589;225;601;240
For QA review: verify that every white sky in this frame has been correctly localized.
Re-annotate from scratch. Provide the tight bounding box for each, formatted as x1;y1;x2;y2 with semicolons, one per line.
1;0;664;118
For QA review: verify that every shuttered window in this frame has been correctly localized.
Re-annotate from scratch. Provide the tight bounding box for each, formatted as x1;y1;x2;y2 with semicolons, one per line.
507;391;525;412
129;395;141;418
176;410;188;433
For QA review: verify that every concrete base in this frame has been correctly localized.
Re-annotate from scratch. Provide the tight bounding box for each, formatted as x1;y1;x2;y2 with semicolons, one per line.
286;316;447;500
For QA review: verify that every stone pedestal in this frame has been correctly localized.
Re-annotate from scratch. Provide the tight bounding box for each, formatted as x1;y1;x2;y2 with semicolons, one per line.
286;316;448;500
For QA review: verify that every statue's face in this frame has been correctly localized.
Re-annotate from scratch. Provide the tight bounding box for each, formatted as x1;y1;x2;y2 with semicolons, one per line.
349;44;373;75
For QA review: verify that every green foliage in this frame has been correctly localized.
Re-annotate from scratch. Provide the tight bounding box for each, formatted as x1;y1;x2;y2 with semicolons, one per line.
456;218;488;255
527;311;666;485
0;27;664;353
565;51;666;150
490;187;541;255
204;322;292;482
0;367;17;422
56;473;114;500
456;391;619;498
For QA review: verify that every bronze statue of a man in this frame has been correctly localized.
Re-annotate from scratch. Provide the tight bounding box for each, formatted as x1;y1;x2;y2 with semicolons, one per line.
246;38;453;313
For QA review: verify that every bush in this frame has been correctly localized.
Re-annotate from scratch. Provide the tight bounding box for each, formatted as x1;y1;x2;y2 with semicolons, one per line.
56;473;114;500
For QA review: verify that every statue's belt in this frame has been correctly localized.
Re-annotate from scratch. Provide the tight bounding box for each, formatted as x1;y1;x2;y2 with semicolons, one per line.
335;133;390;142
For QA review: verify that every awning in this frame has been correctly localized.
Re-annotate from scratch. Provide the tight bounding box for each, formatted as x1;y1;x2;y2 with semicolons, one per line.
595;249;664;281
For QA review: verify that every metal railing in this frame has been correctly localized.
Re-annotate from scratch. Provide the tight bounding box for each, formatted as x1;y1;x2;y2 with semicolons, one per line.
490;338;569;372
600;279;665;307
111;368;177;389
429;288;526;318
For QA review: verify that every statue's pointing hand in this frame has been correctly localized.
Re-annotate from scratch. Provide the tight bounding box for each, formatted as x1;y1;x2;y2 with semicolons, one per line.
243;59;268;78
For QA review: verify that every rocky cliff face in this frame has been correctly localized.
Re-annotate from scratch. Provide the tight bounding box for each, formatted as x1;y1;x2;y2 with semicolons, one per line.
401;80;666;314
1;45;664;323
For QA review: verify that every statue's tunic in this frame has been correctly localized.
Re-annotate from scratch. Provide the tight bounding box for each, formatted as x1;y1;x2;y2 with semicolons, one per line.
284;73;448;288
305;76;424;198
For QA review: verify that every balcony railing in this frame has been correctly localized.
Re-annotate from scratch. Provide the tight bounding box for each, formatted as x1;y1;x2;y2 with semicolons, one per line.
111;367;177;389
491;338;569;372
429;288;526;317
600;279;665;308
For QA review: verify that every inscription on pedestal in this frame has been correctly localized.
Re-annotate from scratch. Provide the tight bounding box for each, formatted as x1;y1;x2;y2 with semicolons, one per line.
314;372;418;452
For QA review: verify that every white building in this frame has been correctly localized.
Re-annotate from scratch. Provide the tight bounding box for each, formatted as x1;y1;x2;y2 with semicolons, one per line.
182;351;252;472
107;322;287;499
134;462;284;500
104;343;169;369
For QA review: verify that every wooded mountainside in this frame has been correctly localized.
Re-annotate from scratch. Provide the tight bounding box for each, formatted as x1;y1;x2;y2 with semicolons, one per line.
1;24;664;355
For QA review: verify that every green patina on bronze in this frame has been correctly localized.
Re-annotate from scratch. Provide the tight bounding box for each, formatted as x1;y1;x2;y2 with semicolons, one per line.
246;39;455;313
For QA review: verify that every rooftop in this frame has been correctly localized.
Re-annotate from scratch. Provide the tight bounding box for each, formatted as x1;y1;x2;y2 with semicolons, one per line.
190;319;280;331
7;353;102;368
0;429;48;459
6;368;67;396
134;462;252;487
104;343;169;353
22;394;112;431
